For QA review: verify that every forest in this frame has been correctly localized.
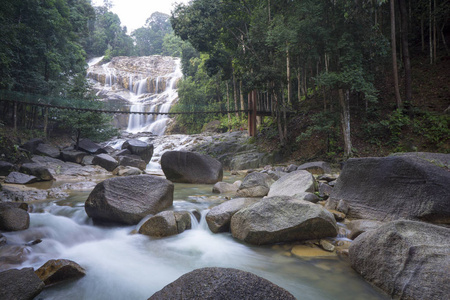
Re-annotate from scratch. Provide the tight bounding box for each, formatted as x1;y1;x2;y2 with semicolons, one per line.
0;0;449;161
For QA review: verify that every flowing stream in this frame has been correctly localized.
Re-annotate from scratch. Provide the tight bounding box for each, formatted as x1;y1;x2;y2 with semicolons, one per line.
0;173;388;300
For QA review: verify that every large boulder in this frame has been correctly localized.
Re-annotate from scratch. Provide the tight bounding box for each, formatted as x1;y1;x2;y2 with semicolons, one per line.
21;138;44;154
0;268;44;300
347;219;383;240
35;259;86;286
138;211;191;237
85;175;174;225
212;181;241;194
5;172;38;184
122;139;153;164
20;163;54;181
35;143;60;158
236;172;272;197
327;154;450;224
349;220;450;300
230;196;338;245
60;150;86;164
267;170;316;197
117;155;147;170
206;198;259;233
0;161;15;176
161;151;223;184
149;267;296;300
0;207;30;231
92;153;118;172
77;139;107;155
112;166;142;176
297;161;332;174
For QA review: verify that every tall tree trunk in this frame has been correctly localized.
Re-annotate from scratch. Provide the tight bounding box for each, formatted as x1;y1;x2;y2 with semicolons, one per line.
297;68;301;103
339;89;352;159
286;42;291;105
421;15;425;52
390;0;402;108
43;107;48;138
233;73;239;120
239;81;245;118
433;0;437;60
398;0;412;104
226;81;231;130
429;0;433;64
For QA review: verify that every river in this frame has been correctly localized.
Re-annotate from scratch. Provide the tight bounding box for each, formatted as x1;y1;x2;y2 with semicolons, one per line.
1;172;387;300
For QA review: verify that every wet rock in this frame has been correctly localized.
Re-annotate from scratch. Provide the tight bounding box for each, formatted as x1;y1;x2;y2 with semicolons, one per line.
77;139;107;155
328;154;450;224
161;151;223;184
236;172;272;197
319;239;335;252
212;181;241;194
349;220;450;300
82;155;94;165
0;233;6;246
317;174;338;182
21;138;44;154
20;163;54;181
336;199;349;214
149;267;296;300
0;268;44;300
122;139;153;164
206;198;259;233
35;259;86;286
267;170;316;197
326;209;346;222
92;153;118;172
59;182;97;191
139;210;191;237
35;143;60;158
318;182;333;199
61;151;86;164
284;164;298;173
5;172;38;184
291;192;320;203
297;161;331;174
347;219;383;240
0;207;30;231
117;155;147;170
231;196;338;245
0;161;16;176
0;184;68;202
85;175;173;225
112;165;142;176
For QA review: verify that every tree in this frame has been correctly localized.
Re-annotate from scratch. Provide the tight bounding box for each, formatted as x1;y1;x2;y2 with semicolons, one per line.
132;12;173;56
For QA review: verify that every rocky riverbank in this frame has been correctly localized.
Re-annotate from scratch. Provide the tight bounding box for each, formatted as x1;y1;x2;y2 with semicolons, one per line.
0;132;449;299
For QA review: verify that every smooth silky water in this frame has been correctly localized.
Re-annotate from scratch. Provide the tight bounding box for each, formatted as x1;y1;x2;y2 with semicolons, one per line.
1;173;387;300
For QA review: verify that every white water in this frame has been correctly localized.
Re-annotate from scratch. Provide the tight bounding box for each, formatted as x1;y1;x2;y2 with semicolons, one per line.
126;60;182;135
0;183;387;300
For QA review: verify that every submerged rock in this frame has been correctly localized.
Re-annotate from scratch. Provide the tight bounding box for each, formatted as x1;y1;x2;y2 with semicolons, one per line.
0;268;44;300
231;196;338;245
161;151;223;184
35;259;86;286
327;154;450;224
149;267;296;300
349;220;450;300
85;175;173;225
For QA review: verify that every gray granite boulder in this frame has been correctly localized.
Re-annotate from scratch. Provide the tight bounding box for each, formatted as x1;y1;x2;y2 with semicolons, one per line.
77;139;107;155
161;151;223;184
206;198;259;233
0;161;15;176
5;172;37;184
349;220;450;300
21;138;44;153
297;161;331;174
85;175;173;225
112;166;142;176
60;150;86;164
212;181;241;194
327;154;450;224
35;259;86;286
0;207;30;231
138;211;191;238
347;219;383;239
0;268;44;300
267;170;316;197
231;196;338;245
117;155;147;170
92;153;118;172
122;139;153;164
20;163;54;181
149;267;296;300
35;143;60;158
236;172;272;197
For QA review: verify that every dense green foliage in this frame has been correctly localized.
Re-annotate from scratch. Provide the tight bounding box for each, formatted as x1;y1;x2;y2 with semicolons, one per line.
169;0;449;155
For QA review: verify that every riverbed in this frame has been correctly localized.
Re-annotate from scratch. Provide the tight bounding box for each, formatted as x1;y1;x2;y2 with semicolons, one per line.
0;172;388;300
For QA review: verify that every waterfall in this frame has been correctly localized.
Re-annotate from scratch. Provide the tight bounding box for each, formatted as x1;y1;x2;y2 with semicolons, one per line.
126;60;182;135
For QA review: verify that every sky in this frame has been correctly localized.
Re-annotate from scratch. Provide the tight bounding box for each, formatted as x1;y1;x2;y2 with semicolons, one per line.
92;0;191;34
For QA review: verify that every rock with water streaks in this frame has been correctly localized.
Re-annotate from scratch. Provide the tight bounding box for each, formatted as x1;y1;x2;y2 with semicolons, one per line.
85;175;173;225
349;220;450;300
231;196;338;245
161;151;223;184
149;267;296;300
0;268;44;300
35;259;86;286
327;154;450;224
